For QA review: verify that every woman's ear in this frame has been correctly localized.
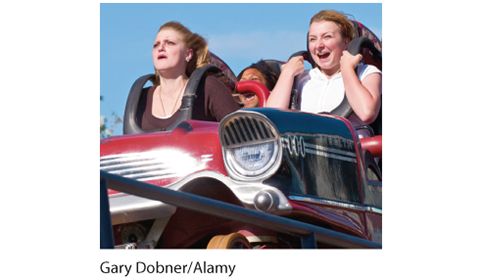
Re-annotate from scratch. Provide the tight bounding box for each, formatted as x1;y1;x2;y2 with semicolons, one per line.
186;49;194;62
344;39;350;50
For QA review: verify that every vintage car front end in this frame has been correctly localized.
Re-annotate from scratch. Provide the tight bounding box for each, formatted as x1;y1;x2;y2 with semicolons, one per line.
220;108;382;245
100;108;381;248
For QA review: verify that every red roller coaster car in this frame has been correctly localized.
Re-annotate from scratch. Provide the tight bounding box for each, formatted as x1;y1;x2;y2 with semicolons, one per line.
100;20;382;249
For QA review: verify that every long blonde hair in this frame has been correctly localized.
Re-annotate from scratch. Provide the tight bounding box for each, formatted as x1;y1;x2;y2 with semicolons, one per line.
156;21;211;80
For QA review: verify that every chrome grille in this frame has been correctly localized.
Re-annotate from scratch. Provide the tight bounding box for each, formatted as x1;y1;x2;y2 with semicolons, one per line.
220;113;277;148
100;150;203;182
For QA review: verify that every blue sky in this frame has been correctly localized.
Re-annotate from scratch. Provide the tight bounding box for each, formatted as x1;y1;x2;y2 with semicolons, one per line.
100;3;382;135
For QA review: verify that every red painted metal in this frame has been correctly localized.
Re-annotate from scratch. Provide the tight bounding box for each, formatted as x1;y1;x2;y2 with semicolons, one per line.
235;80;270;107
101;120;228;195
288;200;368;240
360;135;382;158
314;113;381;242
101;112;382;247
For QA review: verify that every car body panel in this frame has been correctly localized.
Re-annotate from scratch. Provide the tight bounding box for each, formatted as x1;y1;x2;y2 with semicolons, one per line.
100;108;382;247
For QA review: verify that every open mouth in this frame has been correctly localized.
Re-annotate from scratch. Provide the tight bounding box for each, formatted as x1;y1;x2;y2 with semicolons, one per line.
243;93;256;102
158;54;167;60
317;52;330;60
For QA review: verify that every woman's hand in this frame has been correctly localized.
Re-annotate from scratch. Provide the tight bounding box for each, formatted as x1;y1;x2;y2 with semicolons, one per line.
282;55;305;77
340;50;363;71
340;50;381;123
266;55;305;109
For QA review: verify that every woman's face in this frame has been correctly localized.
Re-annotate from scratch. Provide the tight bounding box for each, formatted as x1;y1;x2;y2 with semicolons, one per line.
239;68;268;86
238;68;266;108
152;29;192;75
308;21;349;76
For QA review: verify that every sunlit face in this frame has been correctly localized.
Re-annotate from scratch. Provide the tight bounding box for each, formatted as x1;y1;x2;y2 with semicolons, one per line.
239;68;268;86
152;29;192;75
308;21;349;76
238;68;266;108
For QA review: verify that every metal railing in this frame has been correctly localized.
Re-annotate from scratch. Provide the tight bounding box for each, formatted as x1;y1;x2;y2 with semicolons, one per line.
100;170;382;249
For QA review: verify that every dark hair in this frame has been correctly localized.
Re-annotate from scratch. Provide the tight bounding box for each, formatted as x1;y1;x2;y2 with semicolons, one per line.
236;60;280;91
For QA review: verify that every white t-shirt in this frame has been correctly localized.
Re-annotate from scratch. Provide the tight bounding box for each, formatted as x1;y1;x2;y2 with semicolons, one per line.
297;64;382;138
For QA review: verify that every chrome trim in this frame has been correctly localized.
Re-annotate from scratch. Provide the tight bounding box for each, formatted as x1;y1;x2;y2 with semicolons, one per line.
304;143;356;158
219;111;283;182
304;148;357;163
201;154;214;162
220;112;278;148
170;171;292;213
109;170;293;224
283;136;306;157
224;139;281;180
100;149;207;182
289;195;382;214
109;192;177;225
281;138;357;163
298;136;306;157
366;206;383;214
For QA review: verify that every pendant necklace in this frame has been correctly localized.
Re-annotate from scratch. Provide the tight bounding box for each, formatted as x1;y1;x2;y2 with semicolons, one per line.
159;79;187;116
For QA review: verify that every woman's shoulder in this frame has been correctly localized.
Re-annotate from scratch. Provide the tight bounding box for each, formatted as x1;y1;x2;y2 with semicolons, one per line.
203;74;232;93
204;74;220;84
204;73;228;85
140;85;156;95
358;63;381;75
298;68;322;83
357;63;381;80
138;85;155;103
299;68;316;78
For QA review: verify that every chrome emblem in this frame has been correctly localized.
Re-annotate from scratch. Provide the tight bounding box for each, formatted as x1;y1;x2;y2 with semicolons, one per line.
286;135;305;157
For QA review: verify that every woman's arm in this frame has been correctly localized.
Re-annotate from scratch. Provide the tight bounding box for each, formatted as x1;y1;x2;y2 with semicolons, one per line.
266;56;305;108
340;51;381;123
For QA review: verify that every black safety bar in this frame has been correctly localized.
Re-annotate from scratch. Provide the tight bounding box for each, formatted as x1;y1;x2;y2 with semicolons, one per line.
100;177;115;249
100;171;381;249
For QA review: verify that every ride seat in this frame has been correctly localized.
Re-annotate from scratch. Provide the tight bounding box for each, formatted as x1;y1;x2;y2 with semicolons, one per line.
209;53;238;91
123;52;236;135
351;20;382;136
262;60;284;77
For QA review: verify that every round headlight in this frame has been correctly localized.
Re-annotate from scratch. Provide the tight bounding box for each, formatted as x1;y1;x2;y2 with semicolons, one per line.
226;141;278;177
219;111;282;181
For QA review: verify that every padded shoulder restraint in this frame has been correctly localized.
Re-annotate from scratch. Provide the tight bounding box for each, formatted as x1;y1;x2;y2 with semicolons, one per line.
327;37;383;119
123;74;156;135
122;65;223;135
347;37;382;135
262;60;283;77
165;65;222;131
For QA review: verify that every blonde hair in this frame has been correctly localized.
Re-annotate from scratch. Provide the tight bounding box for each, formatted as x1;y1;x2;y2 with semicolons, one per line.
310;10;355;40
156;21;211;79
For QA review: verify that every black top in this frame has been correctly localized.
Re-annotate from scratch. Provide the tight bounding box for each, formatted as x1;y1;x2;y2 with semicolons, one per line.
136;75;240;131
